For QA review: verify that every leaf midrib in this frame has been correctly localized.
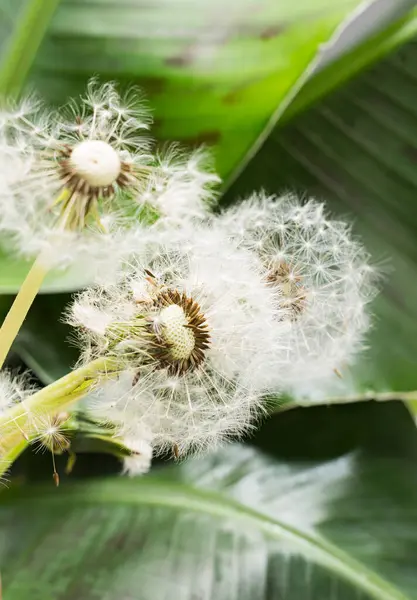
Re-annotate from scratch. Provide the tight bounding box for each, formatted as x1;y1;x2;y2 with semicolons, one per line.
2;478;408;600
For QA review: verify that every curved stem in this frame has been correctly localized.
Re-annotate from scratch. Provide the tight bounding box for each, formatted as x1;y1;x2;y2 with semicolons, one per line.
0;187;92;369
1;435;28;478
0;356;120;477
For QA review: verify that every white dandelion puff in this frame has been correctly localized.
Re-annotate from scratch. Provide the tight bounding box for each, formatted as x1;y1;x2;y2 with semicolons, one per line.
0;79;217;272
0;79;153;269
68;228;286;457
219;192;378;399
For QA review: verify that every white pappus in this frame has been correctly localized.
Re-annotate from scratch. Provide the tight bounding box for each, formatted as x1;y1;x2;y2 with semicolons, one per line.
218;192;378;399
0;371;36;418
68;227;289;467
0;79;217;271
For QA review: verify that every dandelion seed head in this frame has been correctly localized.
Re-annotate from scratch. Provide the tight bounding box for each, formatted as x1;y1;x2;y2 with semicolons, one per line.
219;192;378;398
69;227;283;455
0;81;220;270
0;80;153;268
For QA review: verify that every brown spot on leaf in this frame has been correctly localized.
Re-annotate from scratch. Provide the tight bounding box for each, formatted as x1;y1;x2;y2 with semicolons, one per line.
166;51;193;68
222;71;266;105
137;77;166;94
181;130;221;146
403;143;417;163
223;89;241;105
260;24;287;40
107;532;128;551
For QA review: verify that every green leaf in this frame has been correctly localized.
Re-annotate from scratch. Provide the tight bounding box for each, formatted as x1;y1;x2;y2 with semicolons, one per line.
0;0;60;96
1;440;417;599
281;6;417;125
30;0;365;180
226;36;417;397
0;250;100;294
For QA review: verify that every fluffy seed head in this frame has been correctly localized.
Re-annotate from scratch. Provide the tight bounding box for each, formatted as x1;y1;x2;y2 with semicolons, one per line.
2;80;151;229
219;193;378;398
68;227;283;456
0;81;220;272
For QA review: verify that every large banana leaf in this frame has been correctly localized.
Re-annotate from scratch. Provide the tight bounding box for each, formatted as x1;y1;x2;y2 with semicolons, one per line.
2;439;417;599
30;0;362;179
226;36;417;398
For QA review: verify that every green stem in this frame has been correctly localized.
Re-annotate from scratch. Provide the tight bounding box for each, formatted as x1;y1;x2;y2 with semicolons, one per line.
0;255;49;369
0;356;120;476
0;0;60;97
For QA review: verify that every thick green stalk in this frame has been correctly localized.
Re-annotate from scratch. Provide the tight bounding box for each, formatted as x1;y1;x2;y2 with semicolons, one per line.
0;356;120;476
1;436;29;477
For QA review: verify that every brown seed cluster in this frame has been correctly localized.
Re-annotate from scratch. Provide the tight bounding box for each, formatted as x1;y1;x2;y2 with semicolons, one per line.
150;289;211;375
266;261;307;319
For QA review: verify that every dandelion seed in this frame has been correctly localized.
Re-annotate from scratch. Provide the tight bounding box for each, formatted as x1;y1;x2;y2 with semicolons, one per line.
31;412;72;487
137;145;219;226
31;412;71;455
